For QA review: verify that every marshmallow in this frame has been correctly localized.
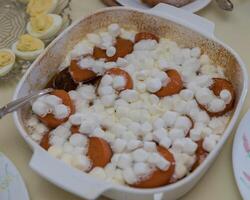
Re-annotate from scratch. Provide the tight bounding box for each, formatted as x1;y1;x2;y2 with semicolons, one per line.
69;113;82;125
51;125;71;138
136;70;149;81
89;167;107;180
122;168;137;184
141;122;153;133
153;128;168;141
168;128;185;141
146;78;162;93
190;47;201;58
208;117;227;135
128;122;141;135
54;104;69;119
100;94;116;107
61;153;73;165
31;133;43;142
220;89;232;104
172;138;197;155
117;153;133;169
174;116;192;133
98;86;114;96
120;29;135;42
127;140;143;151
50;135;66;146
156;155;170;171
71;41;93;58
113;76;126;90
195;88;213;105
174;163;188;179
87;33;101;45
143;141;157;152
159;137;172;149
143;133;153;141
153;118;165;130
189;128;202;141
48;146;63;158
195;75;213;88
44;95;62;107
208;99;226;112
180;89;194;101
181;48;191;59
108;23;121;37
134;40;157;51
78;85;96;101
104;62;117;70
106;46;116;57
117;58;128;68
78;57;95;69
112;139;127;153
163;111;179;127
104;163;116;178
101;74;113;86
32;100;49;117
72;146;87;155
203;135;220;152
111;124;127;135
158;59;173;71
63;142;74;154
173;51;185;65
79;119;98;135
132;148;149;162
133;162;151;176
72;155;91;171
111;154;121;166
69;134;88;147
35;123;48;135
26;116;38;127
120;90;139;103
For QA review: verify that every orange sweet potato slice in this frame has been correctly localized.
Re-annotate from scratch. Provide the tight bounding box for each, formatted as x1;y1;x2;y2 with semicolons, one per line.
40;133;51;150
105;67;133;91
39;90;75;128
198;78;235;117
87;137;113;168
192;140;208;171
155;69;183;97
135;32;159;43
93;37;134;62
69;60;97;83
131;146;175;188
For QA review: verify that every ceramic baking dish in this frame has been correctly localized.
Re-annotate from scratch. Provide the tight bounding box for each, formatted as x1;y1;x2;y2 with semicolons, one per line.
13;4;248;200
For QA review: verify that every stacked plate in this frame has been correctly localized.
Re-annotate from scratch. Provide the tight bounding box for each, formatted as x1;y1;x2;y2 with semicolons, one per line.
0;153;29;200
116;0;212;13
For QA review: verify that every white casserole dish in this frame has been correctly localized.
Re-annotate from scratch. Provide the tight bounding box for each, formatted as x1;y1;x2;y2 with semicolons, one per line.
13;4;248;200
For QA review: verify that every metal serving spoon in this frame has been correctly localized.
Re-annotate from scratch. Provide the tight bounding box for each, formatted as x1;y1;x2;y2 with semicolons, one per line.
215;0;234;11
0;88;53;119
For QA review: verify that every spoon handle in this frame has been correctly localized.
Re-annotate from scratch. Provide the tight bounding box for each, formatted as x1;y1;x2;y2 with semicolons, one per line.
215;0;234;11
0;88;53;119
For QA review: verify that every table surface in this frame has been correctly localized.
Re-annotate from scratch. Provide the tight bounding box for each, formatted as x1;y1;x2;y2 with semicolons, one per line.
0;0;249;199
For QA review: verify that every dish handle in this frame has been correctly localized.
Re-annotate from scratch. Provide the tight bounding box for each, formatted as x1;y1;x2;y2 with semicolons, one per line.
148;3;215;38
29;148;112;200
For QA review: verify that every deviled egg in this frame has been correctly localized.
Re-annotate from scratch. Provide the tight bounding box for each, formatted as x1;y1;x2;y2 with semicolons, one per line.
12;34;45;61
27;14;62;40
0;49;15;77
27;0;58;16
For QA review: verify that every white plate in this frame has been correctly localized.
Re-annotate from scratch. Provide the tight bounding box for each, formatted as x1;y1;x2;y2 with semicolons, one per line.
116;0;212;13
0;153;29;200
233;110;250;200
